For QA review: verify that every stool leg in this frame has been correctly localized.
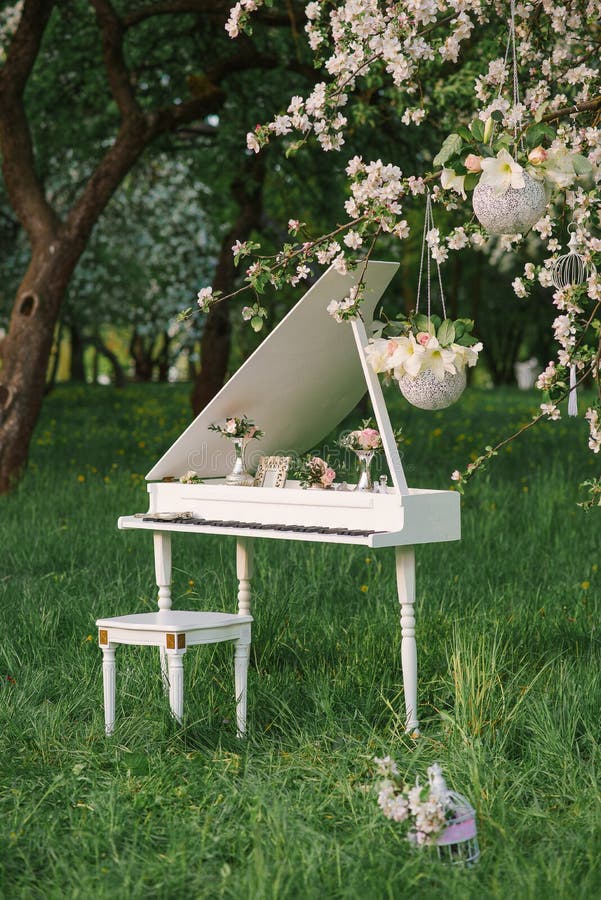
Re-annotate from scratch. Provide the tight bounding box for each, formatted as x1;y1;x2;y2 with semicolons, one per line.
167;652;185;724
234;638;250;737
102;645;117;736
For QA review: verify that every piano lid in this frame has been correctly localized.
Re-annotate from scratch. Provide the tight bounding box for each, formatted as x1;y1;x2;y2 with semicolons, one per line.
146;260;399;482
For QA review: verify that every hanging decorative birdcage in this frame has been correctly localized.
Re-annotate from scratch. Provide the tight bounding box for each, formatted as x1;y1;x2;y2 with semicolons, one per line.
428;764;480;866
551;226;590;417
551;227;589;291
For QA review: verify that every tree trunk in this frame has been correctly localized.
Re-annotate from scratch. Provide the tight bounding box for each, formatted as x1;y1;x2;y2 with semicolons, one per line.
191;155;265;415
90;334;126;388
45;318;63;395
130;329;154;382
0;245;80;491
69;322;86;382
156;331;170;383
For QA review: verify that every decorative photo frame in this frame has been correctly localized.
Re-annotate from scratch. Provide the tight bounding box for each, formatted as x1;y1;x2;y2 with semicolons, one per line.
253;455;291;489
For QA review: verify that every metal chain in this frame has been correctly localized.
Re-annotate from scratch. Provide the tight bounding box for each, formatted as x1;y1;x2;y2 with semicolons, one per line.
416;189;446;321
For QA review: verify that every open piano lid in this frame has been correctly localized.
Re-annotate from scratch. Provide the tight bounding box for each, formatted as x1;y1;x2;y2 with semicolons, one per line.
146;260;399;482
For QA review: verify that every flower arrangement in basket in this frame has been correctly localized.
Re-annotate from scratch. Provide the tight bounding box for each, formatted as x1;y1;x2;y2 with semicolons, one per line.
294;455;336;489
375;757;480;866
435;0;592;236
365;192;483;410
209;415;263;487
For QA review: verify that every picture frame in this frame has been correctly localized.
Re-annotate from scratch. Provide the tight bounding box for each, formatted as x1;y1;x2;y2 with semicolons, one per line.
253;455;291;489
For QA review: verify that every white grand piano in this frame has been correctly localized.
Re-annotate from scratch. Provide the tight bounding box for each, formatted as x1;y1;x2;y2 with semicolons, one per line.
119;261;460;734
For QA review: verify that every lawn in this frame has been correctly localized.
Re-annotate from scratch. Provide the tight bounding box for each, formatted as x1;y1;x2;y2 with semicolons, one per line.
0;383;599;899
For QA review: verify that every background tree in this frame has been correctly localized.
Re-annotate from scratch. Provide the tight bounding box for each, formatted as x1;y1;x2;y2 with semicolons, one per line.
0;0;305;493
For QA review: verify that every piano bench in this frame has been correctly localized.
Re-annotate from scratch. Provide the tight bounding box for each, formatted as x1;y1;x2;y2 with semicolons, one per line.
95;610;252;737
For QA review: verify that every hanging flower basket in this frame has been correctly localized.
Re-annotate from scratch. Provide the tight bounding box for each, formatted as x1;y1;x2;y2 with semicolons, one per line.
398;367;467;411
365;190;483;411
472;171;547;235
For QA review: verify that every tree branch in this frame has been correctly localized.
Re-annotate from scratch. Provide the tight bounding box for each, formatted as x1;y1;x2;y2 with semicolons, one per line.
88;0;141;120
541;95;601;125
122;0;304;30
0;0;60;244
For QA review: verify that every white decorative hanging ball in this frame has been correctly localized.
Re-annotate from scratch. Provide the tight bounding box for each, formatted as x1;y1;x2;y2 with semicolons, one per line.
551;230;589;290
398;367;466;410
472;173;547;235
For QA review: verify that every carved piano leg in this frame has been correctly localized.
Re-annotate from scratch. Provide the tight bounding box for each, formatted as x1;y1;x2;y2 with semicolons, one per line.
154;531;172;693
396;546;420;736
236;537;253;616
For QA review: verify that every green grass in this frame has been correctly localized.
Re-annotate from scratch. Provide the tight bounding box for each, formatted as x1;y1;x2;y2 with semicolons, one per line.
0;383;600;899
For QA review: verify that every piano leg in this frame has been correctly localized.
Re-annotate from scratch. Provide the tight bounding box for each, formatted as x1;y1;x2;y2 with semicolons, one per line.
396;546;420;736
154;531;172;694
236;537;253;616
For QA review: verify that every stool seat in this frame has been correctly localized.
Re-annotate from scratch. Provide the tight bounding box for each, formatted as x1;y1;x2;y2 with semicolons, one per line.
96;609;252;736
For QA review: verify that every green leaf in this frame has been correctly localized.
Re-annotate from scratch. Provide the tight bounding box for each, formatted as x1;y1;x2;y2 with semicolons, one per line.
456;125;472;142
454;321;466;340
464;173;479;191
413;313;431;333
469;119;485;142
250;316;264;332
433;133;463;167
572;154;593;177
525;123;556;148
437;319;456;346
491;110;504;122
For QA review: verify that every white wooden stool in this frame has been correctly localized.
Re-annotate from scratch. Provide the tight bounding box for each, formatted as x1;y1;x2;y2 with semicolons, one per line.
96;610;252;736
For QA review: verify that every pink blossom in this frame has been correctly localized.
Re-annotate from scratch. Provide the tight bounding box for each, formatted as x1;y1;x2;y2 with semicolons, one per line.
528;145;548;165
464;153;483;173
416;331;430;346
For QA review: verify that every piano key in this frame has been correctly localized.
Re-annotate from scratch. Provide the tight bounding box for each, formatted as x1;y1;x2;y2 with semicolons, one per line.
140;515;376;539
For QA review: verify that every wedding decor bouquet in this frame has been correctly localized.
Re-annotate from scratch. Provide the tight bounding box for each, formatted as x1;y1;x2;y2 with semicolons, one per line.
208;415;263;441
436;120;592;235
294;455;336;489
366;313;483;410
179;470;203;484
339;421;390;491
339;424;382;453
375;757;479;865
209;415;263;487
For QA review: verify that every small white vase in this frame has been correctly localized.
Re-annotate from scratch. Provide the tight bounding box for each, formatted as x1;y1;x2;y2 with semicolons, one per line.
398;367;466;410
472;173;547;235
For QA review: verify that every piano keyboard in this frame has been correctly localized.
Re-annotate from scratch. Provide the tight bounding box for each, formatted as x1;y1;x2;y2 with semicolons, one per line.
142;514;377;538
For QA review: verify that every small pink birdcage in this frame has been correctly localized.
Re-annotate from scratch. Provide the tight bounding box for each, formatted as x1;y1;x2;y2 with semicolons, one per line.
428;764;480;866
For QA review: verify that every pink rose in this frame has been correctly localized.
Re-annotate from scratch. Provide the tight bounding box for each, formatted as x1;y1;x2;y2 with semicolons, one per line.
321;467;336;486
246;425;257;438
416;331;430;346
358;427;381;450
528;145;547;166
386;339;399;356
464;154;483;173
224;418;237;434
